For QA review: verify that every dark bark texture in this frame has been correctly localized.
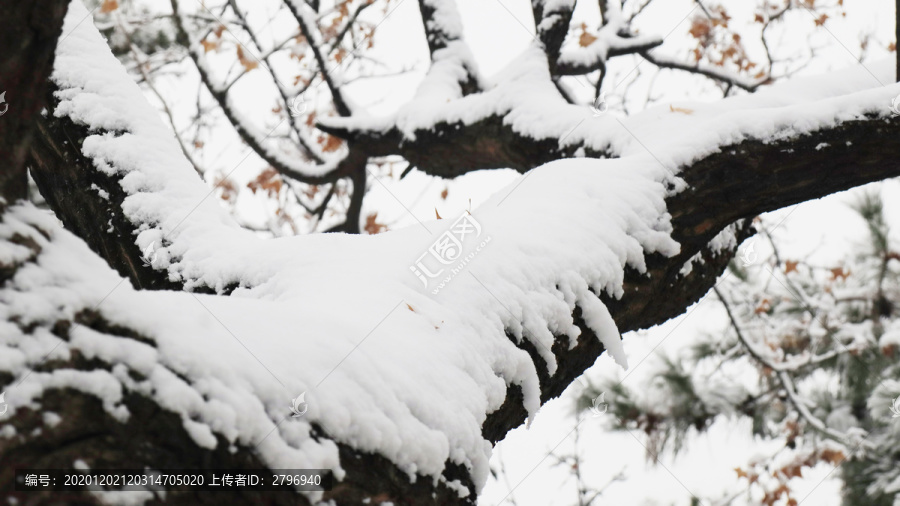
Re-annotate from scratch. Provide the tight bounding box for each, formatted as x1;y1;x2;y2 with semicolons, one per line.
0;0;69;203
28;90;183;291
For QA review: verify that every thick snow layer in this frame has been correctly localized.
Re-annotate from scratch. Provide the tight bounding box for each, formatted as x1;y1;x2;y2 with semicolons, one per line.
323;28;900;168
4;1;679;497
4;0;898;501
0;170;672;494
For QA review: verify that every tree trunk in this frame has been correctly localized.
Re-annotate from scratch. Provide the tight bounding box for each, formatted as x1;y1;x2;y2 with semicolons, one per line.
0;0;69;203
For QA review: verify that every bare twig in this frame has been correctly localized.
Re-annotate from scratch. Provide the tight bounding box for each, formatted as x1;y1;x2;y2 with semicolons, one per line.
713;286;873;449
285;0;352;116
170;0;347;186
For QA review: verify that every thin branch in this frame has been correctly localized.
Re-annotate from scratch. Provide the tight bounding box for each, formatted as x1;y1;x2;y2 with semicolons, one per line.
713;286;873;450
225;0;323;163
626;0;655;22
760;1;791;80
285;0;352;116
640;50;765;91
555;34;663;76
327;2;373;53
170;0;346;185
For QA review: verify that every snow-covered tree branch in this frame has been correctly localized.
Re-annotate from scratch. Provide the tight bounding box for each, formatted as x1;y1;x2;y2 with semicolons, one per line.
4;0;900;504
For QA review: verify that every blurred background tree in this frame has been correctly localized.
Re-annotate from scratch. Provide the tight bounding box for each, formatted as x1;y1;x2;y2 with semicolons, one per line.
578;192;900;505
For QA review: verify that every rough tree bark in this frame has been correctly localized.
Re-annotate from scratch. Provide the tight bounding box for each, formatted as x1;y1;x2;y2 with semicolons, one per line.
0;0;69;202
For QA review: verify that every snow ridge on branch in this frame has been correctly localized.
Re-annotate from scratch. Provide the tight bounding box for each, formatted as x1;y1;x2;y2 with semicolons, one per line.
12;2;681;500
